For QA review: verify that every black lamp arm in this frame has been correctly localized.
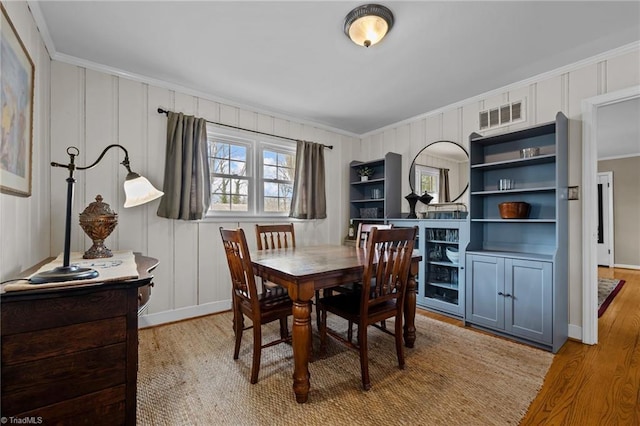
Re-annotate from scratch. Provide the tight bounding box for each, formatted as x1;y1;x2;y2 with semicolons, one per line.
52;144;133;175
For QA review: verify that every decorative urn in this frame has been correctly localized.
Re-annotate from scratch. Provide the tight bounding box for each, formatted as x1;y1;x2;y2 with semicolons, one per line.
419;192;434;205
79;195;118;259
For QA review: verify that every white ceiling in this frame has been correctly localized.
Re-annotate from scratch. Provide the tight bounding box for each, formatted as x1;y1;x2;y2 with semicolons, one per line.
32;1;640;135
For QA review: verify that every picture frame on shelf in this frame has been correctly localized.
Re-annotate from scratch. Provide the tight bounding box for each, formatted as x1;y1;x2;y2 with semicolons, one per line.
1;4;35;197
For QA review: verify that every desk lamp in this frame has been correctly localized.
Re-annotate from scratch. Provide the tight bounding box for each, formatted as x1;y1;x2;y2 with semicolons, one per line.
29;145;163;284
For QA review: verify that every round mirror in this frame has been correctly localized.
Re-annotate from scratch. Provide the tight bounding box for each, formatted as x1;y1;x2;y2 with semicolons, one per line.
409;140;469;203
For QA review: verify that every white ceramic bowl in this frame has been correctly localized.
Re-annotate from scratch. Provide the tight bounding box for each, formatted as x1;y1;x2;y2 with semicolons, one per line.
446;247;459;264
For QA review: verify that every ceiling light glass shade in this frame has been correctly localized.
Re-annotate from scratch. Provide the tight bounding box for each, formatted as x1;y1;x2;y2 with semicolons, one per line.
344;4;394;47
123;172;164;208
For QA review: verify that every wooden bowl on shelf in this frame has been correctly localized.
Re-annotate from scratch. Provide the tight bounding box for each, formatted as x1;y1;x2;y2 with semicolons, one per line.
498;202;530;219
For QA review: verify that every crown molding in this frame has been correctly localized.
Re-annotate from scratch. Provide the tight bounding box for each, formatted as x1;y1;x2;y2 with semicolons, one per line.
24;1;640;140
361;40;640;138
26;1;359;140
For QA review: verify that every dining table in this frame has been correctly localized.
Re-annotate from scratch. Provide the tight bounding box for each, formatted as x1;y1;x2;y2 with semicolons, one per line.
250;244;422;403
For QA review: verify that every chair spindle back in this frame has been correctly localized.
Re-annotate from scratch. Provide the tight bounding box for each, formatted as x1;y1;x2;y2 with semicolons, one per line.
256;223;296;250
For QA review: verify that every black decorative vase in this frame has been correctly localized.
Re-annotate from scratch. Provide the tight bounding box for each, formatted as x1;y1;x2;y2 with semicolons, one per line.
419;192;434;205
405;192;420;219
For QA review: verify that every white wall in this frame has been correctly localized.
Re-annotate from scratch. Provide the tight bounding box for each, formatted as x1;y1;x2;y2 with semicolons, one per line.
49;62;356;326
0;2;51;280
357;44;640;335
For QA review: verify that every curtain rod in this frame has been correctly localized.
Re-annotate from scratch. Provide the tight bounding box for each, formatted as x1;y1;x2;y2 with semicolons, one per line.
157;108;333;150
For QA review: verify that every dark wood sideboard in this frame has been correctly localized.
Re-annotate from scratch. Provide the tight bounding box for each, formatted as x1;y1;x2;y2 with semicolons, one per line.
1;254;158;425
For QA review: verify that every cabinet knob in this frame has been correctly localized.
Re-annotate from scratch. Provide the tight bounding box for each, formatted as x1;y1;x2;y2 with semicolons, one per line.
498;291;504;296
505;293;512;298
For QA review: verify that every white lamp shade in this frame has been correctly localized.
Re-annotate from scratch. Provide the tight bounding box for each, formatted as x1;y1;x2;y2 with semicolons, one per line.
123;175;164;208
348;15;389;47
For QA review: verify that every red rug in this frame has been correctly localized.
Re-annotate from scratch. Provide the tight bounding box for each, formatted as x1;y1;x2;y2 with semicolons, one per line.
598;278;626;317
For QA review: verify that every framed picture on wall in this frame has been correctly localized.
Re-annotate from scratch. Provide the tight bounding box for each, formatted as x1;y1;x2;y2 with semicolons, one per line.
1;4;34;197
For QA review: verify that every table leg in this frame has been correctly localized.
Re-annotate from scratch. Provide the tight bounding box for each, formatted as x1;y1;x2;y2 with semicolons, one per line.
403;262;418;348
291;300;312;403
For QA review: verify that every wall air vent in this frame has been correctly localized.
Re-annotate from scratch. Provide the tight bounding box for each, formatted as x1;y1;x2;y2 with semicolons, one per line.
479;100;525;131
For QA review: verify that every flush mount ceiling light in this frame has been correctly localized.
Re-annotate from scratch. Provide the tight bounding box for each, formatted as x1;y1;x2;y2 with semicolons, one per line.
344;3;394;48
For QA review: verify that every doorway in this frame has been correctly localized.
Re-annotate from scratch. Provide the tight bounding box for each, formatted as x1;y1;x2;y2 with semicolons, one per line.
582;85;640;345
597;172;614;267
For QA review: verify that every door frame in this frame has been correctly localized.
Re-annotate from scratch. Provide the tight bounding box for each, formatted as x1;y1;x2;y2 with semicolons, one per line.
597;171;614;267
581;85;639;345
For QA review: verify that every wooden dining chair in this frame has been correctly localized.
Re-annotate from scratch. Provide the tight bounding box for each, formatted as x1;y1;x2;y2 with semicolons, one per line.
219;227;292;384
331;223;394;296
255;223;296;294
356;222;393;248
318;226;417;391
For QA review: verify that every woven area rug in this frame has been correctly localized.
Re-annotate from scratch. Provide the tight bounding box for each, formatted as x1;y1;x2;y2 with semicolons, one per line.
598;278;626;317
137;312;553;426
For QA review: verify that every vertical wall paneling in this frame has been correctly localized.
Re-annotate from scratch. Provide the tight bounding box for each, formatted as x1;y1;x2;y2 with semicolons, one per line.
238;110;257;132
146;85;174;314
441;109;460;142
528;83;537;125
198;99;220;123
395;124;411;199
606;50;640;92
597;61;607;96
33;37;51;266
172;93;199;309
219;104;239;126
536;76;563;122
118;78;148;253
84;70;117;253
50;62;84;257
425;114;441;143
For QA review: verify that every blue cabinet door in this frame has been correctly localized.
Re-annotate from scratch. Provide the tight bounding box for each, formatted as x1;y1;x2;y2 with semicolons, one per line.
465;254;504;329
505;258;553;344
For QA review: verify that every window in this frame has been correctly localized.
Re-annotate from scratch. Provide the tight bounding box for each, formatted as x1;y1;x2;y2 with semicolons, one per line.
207;128;296;216
415;165;439;204
262;149;295;213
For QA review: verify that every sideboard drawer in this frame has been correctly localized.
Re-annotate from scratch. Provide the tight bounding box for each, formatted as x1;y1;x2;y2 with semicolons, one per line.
137;283;153;314
1;289;127;335
2;343;127;415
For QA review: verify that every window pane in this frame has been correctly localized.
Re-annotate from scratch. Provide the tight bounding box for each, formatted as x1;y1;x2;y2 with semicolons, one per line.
264;164;278;179
263;150;295;181
212;158;228;174
279;183;293;198
264;182;279;196
211;142;230;159
263;182;292;213
211;177;248;211
230;145;246;160
230;160;246;176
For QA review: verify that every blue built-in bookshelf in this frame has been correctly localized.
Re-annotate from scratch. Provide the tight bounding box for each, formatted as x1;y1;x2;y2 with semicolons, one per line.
465;112;568;353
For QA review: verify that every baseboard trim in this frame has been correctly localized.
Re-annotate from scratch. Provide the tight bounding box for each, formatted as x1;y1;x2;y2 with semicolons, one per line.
568;324;583;342
138;300;231;328
613;263;640;271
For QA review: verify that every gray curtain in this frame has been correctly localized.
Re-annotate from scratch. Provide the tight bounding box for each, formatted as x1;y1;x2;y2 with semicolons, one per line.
289;140;326;219
439;168;450;202
157;112;211;220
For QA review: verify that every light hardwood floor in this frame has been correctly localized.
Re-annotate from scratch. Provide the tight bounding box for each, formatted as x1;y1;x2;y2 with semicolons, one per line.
420;267;640;425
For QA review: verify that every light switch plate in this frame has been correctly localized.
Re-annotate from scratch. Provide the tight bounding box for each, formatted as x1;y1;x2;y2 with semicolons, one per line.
568;186;579;200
